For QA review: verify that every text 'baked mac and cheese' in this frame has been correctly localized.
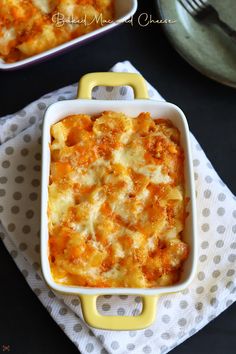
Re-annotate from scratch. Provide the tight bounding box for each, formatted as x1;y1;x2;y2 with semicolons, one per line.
48;111;189;288
0;0;114;63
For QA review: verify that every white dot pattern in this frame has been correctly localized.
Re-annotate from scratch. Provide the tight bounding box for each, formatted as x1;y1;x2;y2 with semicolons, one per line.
0;61;235;354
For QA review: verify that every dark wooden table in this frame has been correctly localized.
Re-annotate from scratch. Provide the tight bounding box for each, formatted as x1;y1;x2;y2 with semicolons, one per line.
0;0;236;353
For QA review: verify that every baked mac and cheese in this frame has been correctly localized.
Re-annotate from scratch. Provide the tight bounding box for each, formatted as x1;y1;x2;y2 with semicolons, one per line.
48;112;189;288
0;0;114;63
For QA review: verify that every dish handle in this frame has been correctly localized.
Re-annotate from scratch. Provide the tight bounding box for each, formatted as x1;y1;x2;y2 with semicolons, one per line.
80;294;158;330
77;72;149;99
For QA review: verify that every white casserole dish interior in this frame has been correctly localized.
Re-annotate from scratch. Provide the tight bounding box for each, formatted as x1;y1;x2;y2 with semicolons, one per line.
0;0;137;70
41;73;197;330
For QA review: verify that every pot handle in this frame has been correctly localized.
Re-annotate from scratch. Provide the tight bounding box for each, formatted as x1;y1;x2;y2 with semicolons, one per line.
80;294;158;330
77;72;149;99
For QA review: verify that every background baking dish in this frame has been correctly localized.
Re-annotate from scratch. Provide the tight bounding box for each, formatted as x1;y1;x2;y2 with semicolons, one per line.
41;72;197;330
0;0;137;71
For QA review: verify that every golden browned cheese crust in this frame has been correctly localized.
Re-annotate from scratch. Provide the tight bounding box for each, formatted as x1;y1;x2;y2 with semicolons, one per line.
0;0;114;62
48;111;189;288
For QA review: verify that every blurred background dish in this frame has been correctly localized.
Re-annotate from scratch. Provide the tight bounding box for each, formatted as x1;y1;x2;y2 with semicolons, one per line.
156;0;236;87
0;0;137;70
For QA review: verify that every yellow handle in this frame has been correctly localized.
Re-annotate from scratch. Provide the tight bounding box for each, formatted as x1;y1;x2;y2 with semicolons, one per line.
80;295;158;330
77;72;149;99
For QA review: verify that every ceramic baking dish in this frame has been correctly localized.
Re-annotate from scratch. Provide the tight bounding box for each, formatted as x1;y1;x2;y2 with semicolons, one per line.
41;72;197;330
0;0;137;71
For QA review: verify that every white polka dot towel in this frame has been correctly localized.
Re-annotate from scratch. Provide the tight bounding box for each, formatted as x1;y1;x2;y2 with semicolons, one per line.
0;61;236;354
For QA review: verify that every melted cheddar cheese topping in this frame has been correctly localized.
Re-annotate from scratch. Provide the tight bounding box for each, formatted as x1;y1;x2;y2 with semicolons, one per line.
48;111;189;288
0;0;114;63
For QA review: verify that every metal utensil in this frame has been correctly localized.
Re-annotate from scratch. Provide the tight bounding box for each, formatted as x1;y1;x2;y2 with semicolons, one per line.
179;0;236;41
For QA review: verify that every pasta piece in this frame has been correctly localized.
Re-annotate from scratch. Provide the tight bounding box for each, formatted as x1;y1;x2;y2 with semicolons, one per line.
17;24;69;56
0;27;16;56
48;183;74;228
32;0;58;14
167;186;183;201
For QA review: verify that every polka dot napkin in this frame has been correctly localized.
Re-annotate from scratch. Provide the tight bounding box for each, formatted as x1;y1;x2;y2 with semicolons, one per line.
0;61;236;354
